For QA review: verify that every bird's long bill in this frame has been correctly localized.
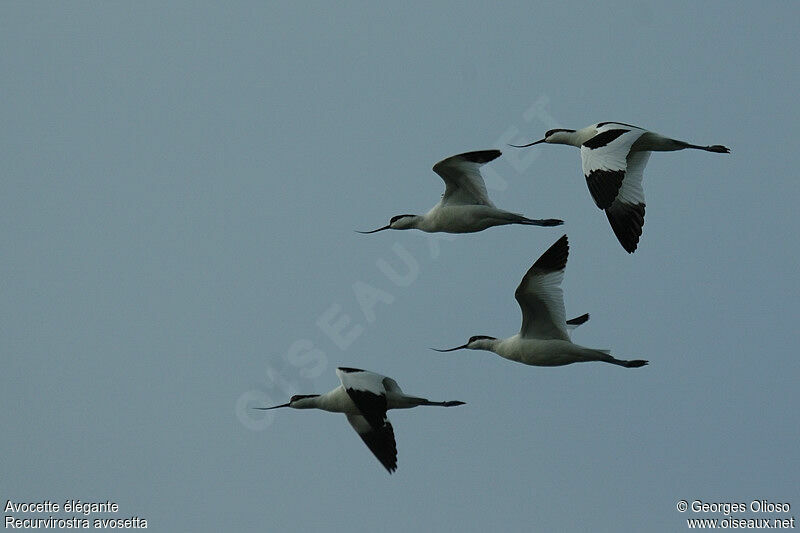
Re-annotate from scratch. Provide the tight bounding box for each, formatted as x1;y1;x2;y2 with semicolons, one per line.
355;224;391;234
508;138;546;148
431;344;469;352
253;403;291;410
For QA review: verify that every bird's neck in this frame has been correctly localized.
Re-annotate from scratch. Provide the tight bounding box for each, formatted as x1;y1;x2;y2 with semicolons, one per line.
471;338;501;352
474;336;528;362
551;128;595;147
394;214;423;230
291;395;321;409
306;388;354;413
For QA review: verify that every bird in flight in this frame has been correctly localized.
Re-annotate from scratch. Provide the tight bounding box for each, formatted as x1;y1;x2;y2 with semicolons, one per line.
255;367;465;473
358;150;562;234
434;235;648;368
511;122;729;252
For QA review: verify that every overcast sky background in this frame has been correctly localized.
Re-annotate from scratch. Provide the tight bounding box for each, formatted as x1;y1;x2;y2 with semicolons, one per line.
2;2;798;532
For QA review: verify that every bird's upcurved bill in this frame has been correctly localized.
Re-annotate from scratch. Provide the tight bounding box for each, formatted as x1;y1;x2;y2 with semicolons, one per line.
355;225;391;234
431;344;468;352
508;138;546;148
253;403;291;410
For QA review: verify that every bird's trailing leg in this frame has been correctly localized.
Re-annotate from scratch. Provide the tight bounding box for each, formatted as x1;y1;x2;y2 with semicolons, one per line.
422;400;466;407
607;356;649;368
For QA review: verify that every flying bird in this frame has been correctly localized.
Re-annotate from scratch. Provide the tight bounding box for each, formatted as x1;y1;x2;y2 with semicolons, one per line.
255;367;465;473
511;122;730;252
434;235;648;368
358;150;562;234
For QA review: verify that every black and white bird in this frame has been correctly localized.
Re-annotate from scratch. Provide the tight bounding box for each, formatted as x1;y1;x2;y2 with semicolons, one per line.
358;150;562;234
511;122;730;253
434;235;648;368
255;367;465;473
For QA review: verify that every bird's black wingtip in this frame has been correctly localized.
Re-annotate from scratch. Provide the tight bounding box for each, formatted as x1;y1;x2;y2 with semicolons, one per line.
566;313;590;326
458;149;502;164
531;234;569;272
605;202;645;254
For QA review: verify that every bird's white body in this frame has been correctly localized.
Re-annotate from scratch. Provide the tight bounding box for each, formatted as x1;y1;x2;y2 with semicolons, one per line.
256;367;464;473
411;203;541;234
543;123;679;151
359;150;561;234
436;235;647;368
471;334;613;367
513;122;729;252
291;384;440;412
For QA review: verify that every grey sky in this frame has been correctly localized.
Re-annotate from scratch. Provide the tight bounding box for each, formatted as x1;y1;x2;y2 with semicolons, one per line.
2;2;798;532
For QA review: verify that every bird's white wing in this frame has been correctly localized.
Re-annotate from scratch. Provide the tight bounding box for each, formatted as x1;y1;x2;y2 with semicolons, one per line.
336;367;389;429
604;150;651;253
432;150;500;207
336;367;388;394
346;413;397;473
514;235;570;341
580;124;647;210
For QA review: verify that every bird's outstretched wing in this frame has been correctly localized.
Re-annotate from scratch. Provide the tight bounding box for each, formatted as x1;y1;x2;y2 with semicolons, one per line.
580;123;648;210
515;235;570;341
432;150;500;207
336;367;397;473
